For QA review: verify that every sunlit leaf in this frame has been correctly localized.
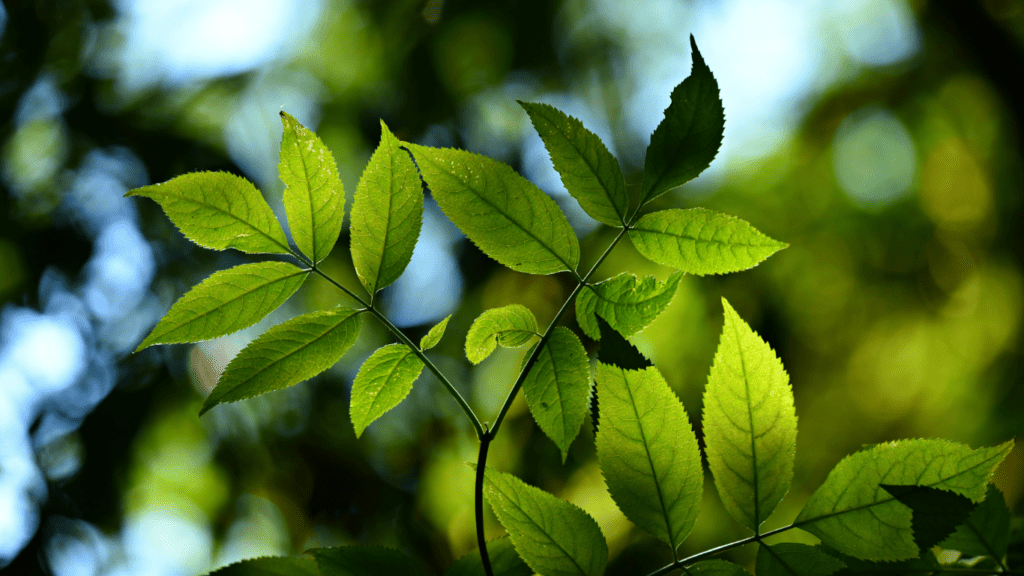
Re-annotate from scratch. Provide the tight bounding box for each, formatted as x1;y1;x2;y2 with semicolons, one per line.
939;484;1011;560
794;439;1014;561
279;112;346;264
127;171;290;254
420;314;452;350
881;484;976;551
350;343;424;437
686;560;752;576
595;363;702;550
520;101;628;227
350;121;423;293
201;307;363;415
639;36;724;206
205;555;318;576
405;143;580;275
522;327;591;461
703;298;796;532
575;271;682;340
310;545;424;576
137;262;308;352
480;466;608;576
444;535;533;576
465;304;539;364
629;208;786;276
755;543;845;576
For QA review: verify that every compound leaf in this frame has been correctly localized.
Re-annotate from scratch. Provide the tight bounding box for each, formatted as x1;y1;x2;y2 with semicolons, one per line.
630;209;786;276
310;545;424;576
520;101;628;227
350;344;424;437
350;121;423;293
205;556;318;576
420;314;452;350
466;304;539;364
480;467;608;576
703;298;796;532
444;535;533;576
639;36;724;206
576;271;682;340
595;363;703;551
201;307;362;415
127;171;290;254
687;560;752;576
522;327;591;461
939;484;1011;560
880;484;976;551
755;543;845;576
405;143;580;275
280;112;346;264
794;439;1014;561
137;261;308;352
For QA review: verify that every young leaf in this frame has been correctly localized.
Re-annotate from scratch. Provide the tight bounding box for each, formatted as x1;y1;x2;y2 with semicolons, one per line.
350;343;424;437
137;261;308;352
309;545;424;576
595;317;652;371
687;560;752;576
519;101;628;227
480;466;608;576
420;314;452;350
629;208;786;276
522;327;591;461
880;484;976;551
939;484;1011;560
575;271;682;340
350;121;423;293
465;304;539;364
201;307;363;415
205;555;318;576
755;543;845;576
703;298;797;532
595;363;703;551
444;535;533;576
793;439;1014;561
127;172;291;254
639;36;724;207
405;143;580;275
279;112;346;264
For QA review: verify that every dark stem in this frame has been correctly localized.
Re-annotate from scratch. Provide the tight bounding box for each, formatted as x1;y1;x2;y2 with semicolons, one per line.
476;431;495;576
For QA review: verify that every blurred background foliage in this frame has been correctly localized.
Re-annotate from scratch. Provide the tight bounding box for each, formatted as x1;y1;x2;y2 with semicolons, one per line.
0;0;1022;574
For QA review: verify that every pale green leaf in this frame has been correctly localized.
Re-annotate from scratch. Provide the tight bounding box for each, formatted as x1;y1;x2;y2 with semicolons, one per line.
350;121;423;293
465;304;539;364
127;172;290;254
310;545;423;576
939;484;1011;560
703;298;796;532
595;363;703;550
481;467;608;576
280;112;346;264
444;535;533;576
137;262;308;352
687;560;752;576
201;307;362;415
522;327;591;461
420;314;452;350
575;271;682;340
205;556;318;576
794;439;1014;561
755;543;845;576
639;36;724;206
629;209;786;276
350;343;424;437
405;143;580;275
520;101;628;227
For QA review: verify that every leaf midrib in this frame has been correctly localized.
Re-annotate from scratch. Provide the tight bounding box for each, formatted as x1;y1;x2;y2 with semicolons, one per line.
731;317;761;531
633;218;780;249
289;128;320;263
149;187;290;253
492;485;590;576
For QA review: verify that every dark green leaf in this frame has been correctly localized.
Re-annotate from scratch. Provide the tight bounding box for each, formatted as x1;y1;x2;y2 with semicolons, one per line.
310;545;424;576
205;555;318;576
522;327;591;461
444;535;533;576
755;543;845;576
686;560;752;576
880;484;976;551
595;317;652;371
575;272;682;340
420;314;451;350
465;304;539;364
350;344;424;437
823;545;940;576
940;484;1011;560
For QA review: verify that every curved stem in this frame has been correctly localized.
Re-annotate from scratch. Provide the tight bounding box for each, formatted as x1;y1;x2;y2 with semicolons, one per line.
475;432;495;576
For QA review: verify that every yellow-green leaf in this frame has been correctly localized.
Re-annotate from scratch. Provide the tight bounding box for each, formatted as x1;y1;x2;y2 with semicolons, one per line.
575;271;682;340
420;314;452;350
465;304;539;364
350;344;424;437
522;327;591;461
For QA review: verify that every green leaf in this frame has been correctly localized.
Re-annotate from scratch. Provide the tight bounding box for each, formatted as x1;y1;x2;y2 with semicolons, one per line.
420;314;451;350
595;317;652;371
687;560;752;576
137;262;308;352
519;101;628;227
405;143;580;275
823;545;939;576
939;484;1011;560
629;209;786;276
310;545;424;576
575;271;682;340
703;298;796;532
127;171;290;254
480;466;608;576
639;36;724;206
350;343;424;437
465;304;539;364
350;121;423;293
279;112;346;264
756;543;845;576
444;535;533;576
595;363;703;551
794;439;1014;561
522;327;591;461
201;307;363;415
206;556;318;576
880;484;976;551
